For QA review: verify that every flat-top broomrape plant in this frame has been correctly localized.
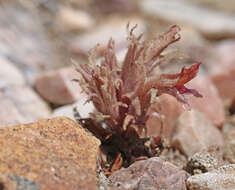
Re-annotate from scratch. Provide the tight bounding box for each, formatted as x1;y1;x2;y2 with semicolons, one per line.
74;24;202;175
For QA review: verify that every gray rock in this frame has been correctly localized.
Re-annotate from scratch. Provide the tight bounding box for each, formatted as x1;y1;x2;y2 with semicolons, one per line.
0;57;25;87
140;0;235;39
0;56;50;127
70;17;146;56
93;0;137;13
0;3;60;85
0;85;51;127
8;174;39;190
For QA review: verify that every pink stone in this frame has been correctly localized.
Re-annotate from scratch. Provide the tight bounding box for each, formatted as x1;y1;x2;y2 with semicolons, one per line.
108;157;188;190
187;75;225;128
207;40;235;105
172;109;224;157
146;94;183;140
35;67;84;105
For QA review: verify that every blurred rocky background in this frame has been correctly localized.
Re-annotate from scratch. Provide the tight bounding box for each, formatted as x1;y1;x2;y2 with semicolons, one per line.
0;0;235;189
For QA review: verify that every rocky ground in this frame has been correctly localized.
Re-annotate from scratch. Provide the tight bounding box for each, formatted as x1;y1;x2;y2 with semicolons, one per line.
0;0;235;189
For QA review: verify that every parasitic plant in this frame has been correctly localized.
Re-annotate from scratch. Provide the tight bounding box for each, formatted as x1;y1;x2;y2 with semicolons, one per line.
73;24;202;175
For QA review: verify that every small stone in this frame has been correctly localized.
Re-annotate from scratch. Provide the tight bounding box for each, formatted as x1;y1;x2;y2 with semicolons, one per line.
207;40;235;105
140;0;235;39
172;109;224;157
57;7;94;31
0;117;100;190
70;17;146;56
187;164;235;190
108;157;188;190
187;75;225;127
35;67;84;105
146;94;183;140
185;149;223;175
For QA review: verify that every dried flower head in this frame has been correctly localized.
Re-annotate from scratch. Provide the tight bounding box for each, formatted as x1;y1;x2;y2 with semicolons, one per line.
74;24;202;173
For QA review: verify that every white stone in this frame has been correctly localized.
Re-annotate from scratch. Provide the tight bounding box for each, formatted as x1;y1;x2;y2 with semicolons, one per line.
187;164;235;190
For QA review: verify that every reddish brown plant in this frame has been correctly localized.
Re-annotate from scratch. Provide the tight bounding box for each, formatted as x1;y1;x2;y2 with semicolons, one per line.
74;24;202;174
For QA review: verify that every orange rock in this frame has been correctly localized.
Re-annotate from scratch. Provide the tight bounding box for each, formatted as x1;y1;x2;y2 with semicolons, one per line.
35;67;84;105
0;117;100;190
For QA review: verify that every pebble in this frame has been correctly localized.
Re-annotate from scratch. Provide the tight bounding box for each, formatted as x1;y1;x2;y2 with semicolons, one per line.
172;109;224;157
